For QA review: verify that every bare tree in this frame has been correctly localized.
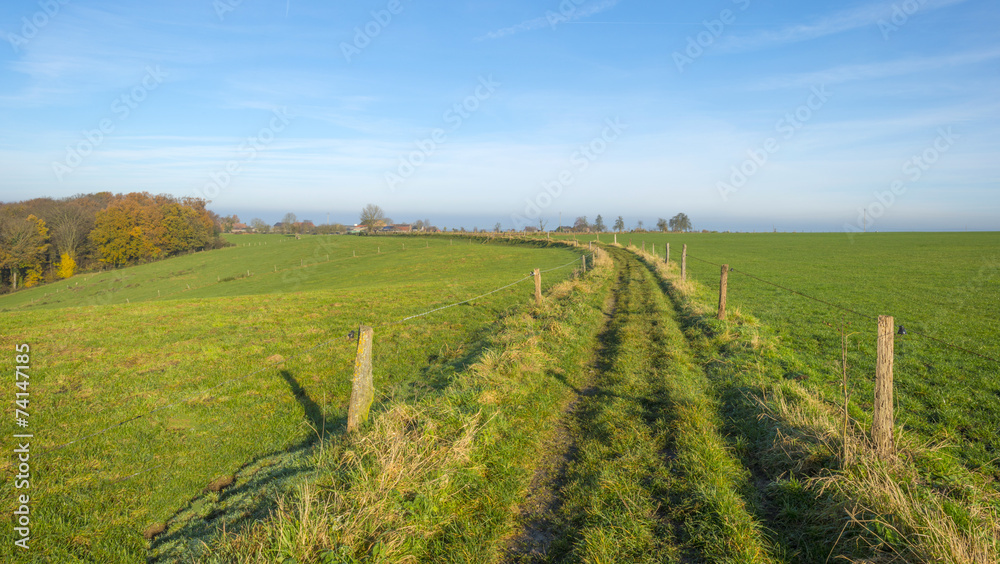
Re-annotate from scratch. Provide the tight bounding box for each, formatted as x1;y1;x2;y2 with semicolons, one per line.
282;212;297;234
359;204;385;234
537;218;548;232
49;204;91;259
250;217;269;233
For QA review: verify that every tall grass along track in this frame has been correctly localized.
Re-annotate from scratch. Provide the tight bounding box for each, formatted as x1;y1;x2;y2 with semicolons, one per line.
200;246;618;562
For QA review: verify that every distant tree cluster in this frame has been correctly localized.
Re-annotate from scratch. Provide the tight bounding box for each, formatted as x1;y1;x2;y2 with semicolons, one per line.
501;212;692;233
667;213;692;232
584;213;691;233
0;192;224;292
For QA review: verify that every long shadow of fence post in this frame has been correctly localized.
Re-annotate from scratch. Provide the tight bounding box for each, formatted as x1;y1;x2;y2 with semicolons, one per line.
279;369;326;434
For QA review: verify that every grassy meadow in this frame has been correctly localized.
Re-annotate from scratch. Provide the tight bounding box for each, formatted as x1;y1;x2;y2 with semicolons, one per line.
3;230;998;562
0;234;586;562
552;232;1000;476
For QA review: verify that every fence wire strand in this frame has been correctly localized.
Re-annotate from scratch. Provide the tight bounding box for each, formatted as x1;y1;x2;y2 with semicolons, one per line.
683;252;998;365
42;248;593;457
387;253;591;325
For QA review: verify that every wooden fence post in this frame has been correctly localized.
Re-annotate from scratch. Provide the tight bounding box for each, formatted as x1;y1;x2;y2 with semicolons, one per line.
614;233;617;244
873;315;895;459
717;265;728;320
651;242;655;256
681;244;687;280
581;255;586;273
534;268;542;306
347;325;375;432
642;241;645;252
666;243;669;263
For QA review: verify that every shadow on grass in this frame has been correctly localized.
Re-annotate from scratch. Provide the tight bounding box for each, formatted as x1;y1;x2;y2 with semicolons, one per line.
149;299;533;561
148;368;346;563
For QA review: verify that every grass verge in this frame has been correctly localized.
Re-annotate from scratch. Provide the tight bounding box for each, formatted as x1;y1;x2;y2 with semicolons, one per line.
631;245;1000;563
198;249;616;562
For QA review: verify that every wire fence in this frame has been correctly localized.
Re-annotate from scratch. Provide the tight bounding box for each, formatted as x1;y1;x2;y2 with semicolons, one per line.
35;242;596;494
622;239;1000;470
682;251;999;365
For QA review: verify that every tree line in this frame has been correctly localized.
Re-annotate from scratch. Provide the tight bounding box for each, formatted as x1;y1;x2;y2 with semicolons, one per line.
0;192;225;292
561;212;693;233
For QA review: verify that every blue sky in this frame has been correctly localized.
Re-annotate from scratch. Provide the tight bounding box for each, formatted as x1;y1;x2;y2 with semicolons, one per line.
1;0;997;232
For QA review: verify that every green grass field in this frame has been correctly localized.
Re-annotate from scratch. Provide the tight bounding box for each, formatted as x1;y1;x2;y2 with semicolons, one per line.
0;234;586;562
548;232;1000;476
3;231;998;562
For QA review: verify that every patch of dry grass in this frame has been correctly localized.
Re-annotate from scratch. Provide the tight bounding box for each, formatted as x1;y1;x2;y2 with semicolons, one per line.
209;404;483;563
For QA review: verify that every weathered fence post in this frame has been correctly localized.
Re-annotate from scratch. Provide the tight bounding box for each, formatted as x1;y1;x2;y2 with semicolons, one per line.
534;268;542;306
666;243;670;263
651;242;655;256
347;325;375;432
681;244;687;280
717;265;728;320
614;233;617;244
642;241;645;252
873;315;895;459
581;255;586;273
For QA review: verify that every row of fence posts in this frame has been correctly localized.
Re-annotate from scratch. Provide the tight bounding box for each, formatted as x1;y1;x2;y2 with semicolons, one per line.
703;252;895;461
636;238;895;462
348;239;896;462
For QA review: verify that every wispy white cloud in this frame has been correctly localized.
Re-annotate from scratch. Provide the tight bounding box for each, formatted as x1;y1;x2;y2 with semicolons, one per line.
476;0;621;40
751;47;1000;90
720;0;968;51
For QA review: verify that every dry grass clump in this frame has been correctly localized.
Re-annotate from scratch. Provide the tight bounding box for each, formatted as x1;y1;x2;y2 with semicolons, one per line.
756;382;1000;564
209;404;483;563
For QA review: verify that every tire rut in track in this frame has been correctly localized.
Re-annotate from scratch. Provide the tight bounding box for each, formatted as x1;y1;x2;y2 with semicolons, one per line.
504;249;689;563
502;262;626;563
